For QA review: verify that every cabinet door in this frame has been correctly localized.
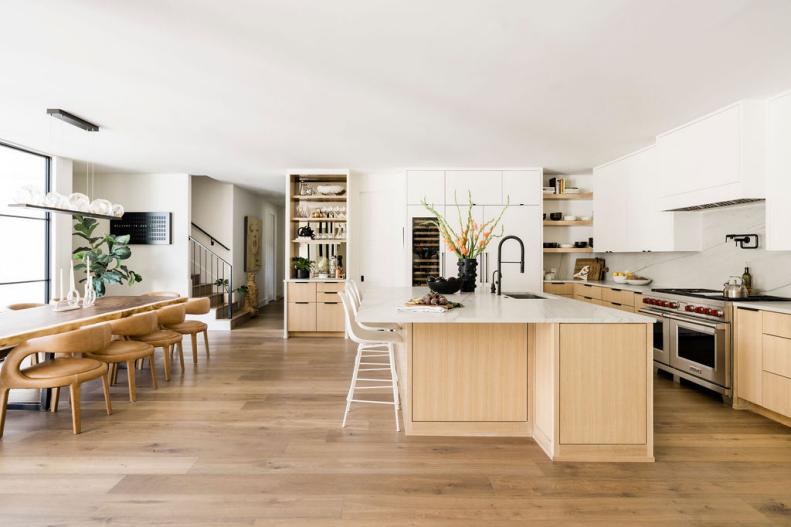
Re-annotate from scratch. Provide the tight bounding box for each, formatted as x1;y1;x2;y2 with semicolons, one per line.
502;169;541;205
483;205;541;292
445;170;502;205
735;308;762;404
287;302;316;332
407;170;444;204
592;161;627;252
316;301;344;332
767;92;791;251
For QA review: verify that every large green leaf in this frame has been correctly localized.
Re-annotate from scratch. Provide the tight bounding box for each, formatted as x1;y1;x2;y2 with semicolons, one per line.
112;246;131;259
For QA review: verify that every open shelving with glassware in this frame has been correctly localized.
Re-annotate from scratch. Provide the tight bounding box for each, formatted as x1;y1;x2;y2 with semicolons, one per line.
285;170;351;338
542;175;595;263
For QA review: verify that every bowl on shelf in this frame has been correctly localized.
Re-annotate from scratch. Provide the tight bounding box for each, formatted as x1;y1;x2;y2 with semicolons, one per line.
573;241;588;248
316;185;345;195
543;242;560;248
549;212;563;221
626;278;653;286
427;277;462;294
580;216;592;221
564;215;577;221
559;243;573;248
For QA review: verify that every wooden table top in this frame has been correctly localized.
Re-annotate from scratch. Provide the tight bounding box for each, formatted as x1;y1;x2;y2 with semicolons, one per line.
0;295;186;348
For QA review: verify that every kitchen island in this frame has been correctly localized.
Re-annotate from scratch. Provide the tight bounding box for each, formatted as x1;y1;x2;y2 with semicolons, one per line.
357;287;655;462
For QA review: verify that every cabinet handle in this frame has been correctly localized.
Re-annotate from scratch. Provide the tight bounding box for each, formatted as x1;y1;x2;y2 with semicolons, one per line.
485;253;489;283
738;307;759;312
612;302;622;306
323;302;338;305
295;302;310;305
584;284;593;288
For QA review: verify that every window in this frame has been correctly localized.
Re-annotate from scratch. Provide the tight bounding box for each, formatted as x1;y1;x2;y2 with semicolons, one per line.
0;142;51;306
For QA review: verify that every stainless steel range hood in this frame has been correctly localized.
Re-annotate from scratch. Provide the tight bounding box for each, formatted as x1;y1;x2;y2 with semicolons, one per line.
665;198;765;212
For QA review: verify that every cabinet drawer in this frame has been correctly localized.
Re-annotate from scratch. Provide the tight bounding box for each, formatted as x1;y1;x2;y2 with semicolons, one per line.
602;288;634;307
763;334;791;379
317;301;345;332
762;371;791;417
544;282;574;296
604;301;634;313
763;311;791;339
573;283;602;300
316;281;345;301
288;282;316;303
287;302;317;332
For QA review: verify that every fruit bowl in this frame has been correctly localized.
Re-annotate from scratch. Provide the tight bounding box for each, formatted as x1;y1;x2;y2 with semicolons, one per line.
626;278;652;286
427;277;462;294
612;275;628;284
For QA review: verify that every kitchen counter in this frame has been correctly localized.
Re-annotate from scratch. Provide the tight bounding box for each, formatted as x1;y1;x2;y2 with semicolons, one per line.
357;287;654;325
543;279;656;294
732;300;791;315
358;286;654;463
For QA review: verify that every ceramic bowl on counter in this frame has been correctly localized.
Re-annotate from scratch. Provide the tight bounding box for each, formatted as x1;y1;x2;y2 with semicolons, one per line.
626;278;652;286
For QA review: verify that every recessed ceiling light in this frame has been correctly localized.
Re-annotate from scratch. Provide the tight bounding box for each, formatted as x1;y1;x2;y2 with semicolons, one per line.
46;108;99;132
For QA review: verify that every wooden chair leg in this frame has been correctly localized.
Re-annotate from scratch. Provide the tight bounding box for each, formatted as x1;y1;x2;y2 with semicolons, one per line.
50;386;60;413
0;387;9;439
126;360;137;402
162;346;172;381
190;333;198;364
69;384;81;434
177;341;185;372
203;330;210;359
100;374;112;416
149;353;158;389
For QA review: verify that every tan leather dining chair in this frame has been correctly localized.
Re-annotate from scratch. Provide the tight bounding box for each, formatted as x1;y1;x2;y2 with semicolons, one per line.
0;324;113;438
142;291;180;298
136;304;186;381
165;297;210;364
85;312;159;402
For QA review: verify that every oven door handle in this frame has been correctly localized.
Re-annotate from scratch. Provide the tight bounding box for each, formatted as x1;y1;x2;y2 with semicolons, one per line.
655;312;728;331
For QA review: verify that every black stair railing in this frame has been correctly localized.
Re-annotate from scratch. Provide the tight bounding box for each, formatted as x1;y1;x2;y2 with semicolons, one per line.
191;222;231;251
188;235;233;319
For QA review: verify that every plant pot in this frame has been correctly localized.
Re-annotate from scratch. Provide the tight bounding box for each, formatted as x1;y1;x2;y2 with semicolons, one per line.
296;268;310;279
457;258;478;293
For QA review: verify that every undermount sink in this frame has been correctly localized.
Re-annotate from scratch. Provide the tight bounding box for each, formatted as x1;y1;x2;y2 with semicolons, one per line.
504;293;546;300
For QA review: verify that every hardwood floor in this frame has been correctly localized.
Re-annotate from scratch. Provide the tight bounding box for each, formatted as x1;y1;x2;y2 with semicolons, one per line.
1;331;791;526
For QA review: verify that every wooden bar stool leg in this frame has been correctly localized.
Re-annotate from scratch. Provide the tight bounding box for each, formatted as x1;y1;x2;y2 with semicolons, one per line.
149;353;158;389
203;330;210;359
190;333;198;364
69;384;81;434
100;375;112;416
0;387;9;439
126;360;137;402
50;387;60;413
177;341;185;372
162;346;172;381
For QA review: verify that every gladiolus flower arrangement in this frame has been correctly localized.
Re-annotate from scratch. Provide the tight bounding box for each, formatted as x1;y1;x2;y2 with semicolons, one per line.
421;191;509;259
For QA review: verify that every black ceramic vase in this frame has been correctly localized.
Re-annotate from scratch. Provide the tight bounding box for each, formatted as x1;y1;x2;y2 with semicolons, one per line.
457;258;478;293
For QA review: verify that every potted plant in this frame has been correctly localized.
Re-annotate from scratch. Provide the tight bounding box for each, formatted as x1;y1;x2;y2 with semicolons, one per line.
234;285;249;306
292;257;312;279
422;191;508;292
214;278;230;304
72;214;143;297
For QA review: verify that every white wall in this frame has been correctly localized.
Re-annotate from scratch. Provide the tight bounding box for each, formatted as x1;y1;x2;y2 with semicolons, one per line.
191;175;233;262
73;172;191;297
545;203;791;296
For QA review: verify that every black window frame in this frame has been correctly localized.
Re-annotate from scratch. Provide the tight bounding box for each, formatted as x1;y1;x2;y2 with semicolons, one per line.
0;141;52;304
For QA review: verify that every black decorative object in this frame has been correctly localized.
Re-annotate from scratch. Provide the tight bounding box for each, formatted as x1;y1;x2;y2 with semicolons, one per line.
427;276;462;295
110;212;172;245
457;258;478;293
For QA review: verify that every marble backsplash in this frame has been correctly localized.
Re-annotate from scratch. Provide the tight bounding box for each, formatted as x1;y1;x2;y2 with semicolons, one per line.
544;203;791;297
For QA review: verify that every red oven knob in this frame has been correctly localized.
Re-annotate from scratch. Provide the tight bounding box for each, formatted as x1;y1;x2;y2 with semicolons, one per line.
695;306;705;314
642;297;650;304
669;302;679;309
685;305;694;312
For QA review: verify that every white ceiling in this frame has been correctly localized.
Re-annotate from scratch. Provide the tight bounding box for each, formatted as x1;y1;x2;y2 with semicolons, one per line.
1;0;791;196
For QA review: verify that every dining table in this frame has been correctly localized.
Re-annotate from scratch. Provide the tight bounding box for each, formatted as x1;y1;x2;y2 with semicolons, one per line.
0;294;185;410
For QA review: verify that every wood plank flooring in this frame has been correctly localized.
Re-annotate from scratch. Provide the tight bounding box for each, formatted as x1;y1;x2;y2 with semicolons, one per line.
1;331;790;526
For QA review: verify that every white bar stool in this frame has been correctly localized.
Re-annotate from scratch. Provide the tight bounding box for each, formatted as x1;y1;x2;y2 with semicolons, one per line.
338;290;402;431
346;280;401;332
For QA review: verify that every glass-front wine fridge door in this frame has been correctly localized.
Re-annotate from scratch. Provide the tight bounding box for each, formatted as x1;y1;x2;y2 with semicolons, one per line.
411;217;440;286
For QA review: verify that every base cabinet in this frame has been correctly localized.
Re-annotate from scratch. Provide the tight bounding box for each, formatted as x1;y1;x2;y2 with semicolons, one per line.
287;302;317;332
316;301;344;332
287;281;345;334
736;308;763;404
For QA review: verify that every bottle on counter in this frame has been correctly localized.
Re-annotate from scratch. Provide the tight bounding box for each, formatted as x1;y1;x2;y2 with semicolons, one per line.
742;266;753;296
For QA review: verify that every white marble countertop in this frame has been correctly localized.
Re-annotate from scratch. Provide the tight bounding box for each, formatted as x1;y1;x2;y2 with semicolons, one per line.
732;301;791;315
543;279;655;294
357;287;655;324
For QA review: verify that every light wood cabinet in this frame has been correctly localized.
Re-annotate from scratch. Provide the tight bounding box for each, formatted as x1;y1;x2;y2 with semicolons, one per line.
407;170;444;204
762;372;791;417
763;311;791;339
411;323;527;422
544;282;574;297
316;301;344;332
602;287;634;307
288;282;316;303
287;302;317;332
559;324;647;445
736;308;763;405
763;334;791;379
573;283;602;300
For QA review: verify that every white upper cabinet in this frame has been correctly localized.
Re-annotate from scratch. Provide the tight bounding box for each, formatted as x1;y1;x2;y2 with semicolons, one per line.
445;170;502;204
488;205;542;292
594;146;700;253
502;169;542;205
407;170;444;205
656;101;766;211
766;91;791;251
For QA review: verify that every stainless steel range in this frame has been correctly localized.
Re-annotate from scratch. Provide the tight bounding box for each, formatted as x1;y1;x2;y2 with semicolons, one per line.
639;288;789;400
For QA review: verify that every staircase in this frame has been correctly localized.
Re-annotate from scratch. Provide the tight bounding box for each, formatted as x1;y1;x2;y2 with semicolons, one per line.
189;234;252;330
